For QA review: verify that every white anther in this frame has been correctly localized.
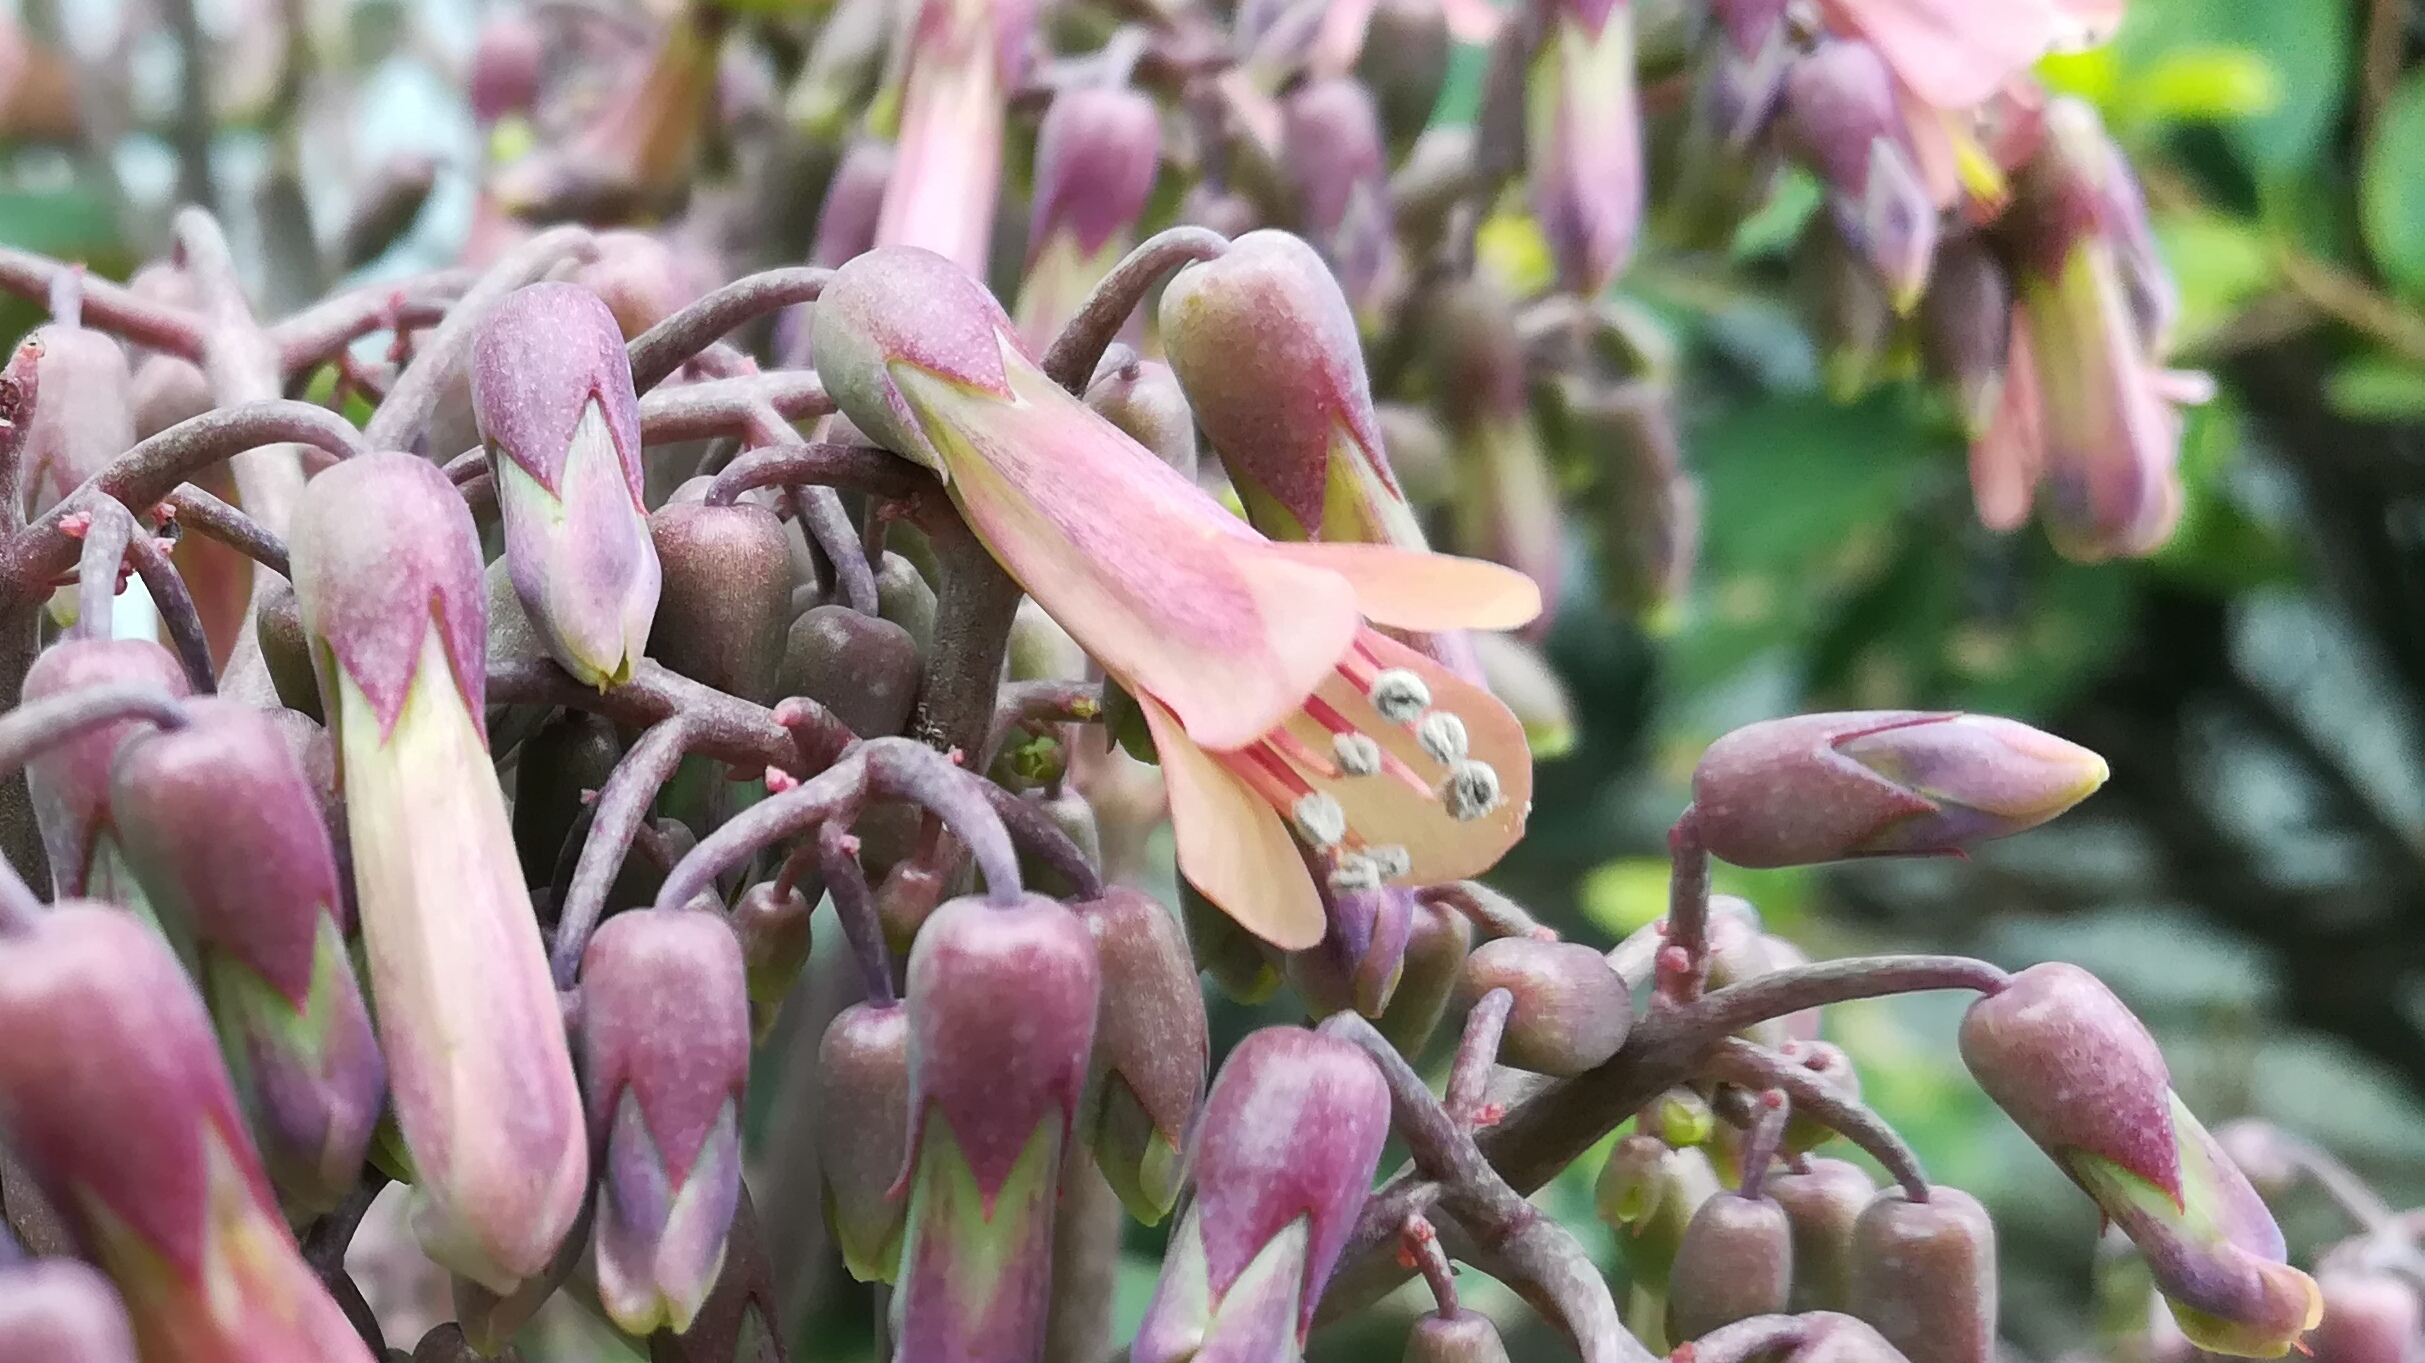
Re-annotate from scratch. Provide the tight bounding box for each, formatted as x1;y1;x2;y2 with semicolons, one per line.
1443;761;1502;821
1416;712;1469;764
1327;853;1384;894
1291;793;1349;848
1367;844;1412;880
1333;733;1384;778
1367;669;1431;725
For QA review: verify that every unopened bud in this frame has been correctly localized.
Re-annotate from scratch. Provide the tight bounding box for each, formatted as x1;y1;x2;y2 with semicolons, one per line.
1785;37;1936;311
1404;1310;1512;1363
733;880;814;1008
779;604;924;739
811;140;896;269
1770;1156;1876;1313
2309;1270;2420;1363
1291;883;1417;1020
1526;0;1644;294
1458;937;1631;1076
649;502;794;705
1073;888;1208;1224
817;1001;913;1282
1182;877;1285;1004
1084;349;1199;479
1848;1187;1998;1363
1357;0;1450;150
22;638;190;902
1016;84;1163;349
1282;77;1400;316
1667;1190;1793;1339
17;327;134;523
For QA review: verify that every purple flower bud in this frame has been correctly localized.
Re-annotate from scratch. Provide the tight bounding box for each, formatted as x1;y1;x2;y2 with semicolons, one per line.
1281;78;1399;317
21;639;190;901
1073;887;1209;1224
1404;1311;1512;1363
1691;711;2108;868
2310;1270;2419;1363
1668;1190;1793;1339
0;1260;136;1363
471;281;658;689
1458;937;1631;1076
732;880;814;1009
1374;890;1472;1054
1134;1027;1391;1363
1961;964;2321;1354
574;230;705;339
0;906;374;1362
1771;1156;1877;1313
818;1001;914;1282
1785;37;1937;311
109;698;386;1220
469;11;544;125
16;327;132;525
580;908;751;1334
1290;884;1416;1020
1159;230;1424;548
895;895;1100;1363
1526;0;1643;295
1084;349;1200;480
291;452;586;1295
1015;85;1162;349
780;604;924;740
1921;234;2014;441
648;502;794;706
130;353;211;441
1847;1187;1998;1363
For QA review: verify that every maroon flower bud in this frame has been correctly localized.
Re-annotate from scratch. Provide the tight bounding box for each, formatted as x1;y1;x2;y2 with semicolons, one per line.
0;906;373;1362
1922;234;2014;441
876;550;939;655
573;230;705;339
779;604;924;739
895;894;1100;1363
1084;349;1199;479
1291;884;1417;1020
1770;1157;1876;1313
1405;1310;1512;1363
0;1259;137;1363
1848;1187;1998;1363
129;354;210;441
1074;887;1209;1224
1356;0;1450;149
818;1000;913;1282
2309;1270;2419;1363
1457;937;1631;1076
21;638;191;901
256;577;323;723
469;11;544;125
579;908;751;1335
1281;77;1399;316
1691;711;2107;868
1784;37;1936;311
1668;1189;1793;1339
109;698;387;1220
648;501;794;705
732;880;813;1009
17;326;134;523
1375;891;1472;1054
1134;1027;1392;1362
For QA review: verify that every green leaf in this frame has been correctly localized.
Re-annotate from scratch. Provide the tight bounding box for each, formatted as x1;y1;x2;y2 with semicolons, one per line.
2326;353;2425;421
2365;75;2425;296
2119;0;2347;176
2151;210;2276;346
2129;47;2281;125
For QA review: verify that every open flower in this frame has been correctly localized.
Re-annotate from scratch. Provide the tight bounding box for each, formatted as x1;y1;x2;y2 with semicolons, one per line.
813;246;1540;949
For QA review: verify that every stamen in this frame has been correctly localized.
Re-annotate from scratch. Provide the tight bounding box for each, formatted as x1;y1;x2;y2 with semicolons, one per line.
1306;694;1434;797
1366;844;1412;879
1267;727;1343;782
1291;794;1348;848
1368;669;1431;725
1333;733;1383;778
1443;761;1502;821
1327;853;1384;894
1416;712;1469;765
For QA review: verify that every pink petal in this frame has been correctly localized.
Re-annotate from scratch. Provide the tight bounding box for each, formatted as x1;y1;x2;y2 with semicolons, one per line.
1140;696;1326;951
1820;0;2062;112
1970;314;2043;533
1257;542;1544;634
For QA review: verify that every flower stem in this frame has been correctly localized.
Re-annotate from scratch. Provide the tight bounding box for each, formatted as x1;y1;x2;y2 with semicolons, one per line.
976;782;1103;902
1446;987;1512;1130
862;738;1023;905
819;820;896;1006
68;498;130;643
1663;806;1709;1002
161;483;290;579
1713;1038;1930;1203
361;225;597;453
627;266;832;395
1038;226;1230;393
703;440;924;506
1401;1213;1459;1318
121;515;216;695
553;712;703;990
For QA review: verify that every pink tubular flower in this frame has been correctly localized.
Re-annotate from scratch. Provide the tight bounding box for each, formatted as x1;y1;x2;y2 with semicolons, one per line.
1014;84;1162;351
812;247;1539;949
1526;0;1643;296
873;0;1039;274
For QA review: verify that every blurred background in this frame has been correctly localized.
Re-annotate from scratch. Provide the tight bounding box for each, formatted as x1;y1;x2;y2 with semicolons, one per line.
0;0;2415;1356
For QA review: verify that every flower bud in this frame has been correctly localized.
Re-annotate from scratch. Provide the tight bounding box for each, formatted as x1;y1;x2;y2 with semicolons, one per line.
1134;1027;1391;1363
1290;884;1416;1020
648;501;794;705
1428;276;1563;638
2309;1270;2419;1363
471;281;658;689
109;698;387;1221
895;894;1099;1363
1016;84;1163;349
1357;0;1450;150
1458;937;1630;1076
1084;349;1199;479
1598;1139;1720;1295
1404;1310;1512;1363
491;8;721;221
1182;877;1285;1005
469;11;543;125
0;906;373;1362
339;152;441;273
291;452;586;1295
1643;1088;1717;1150
21;638;190;902
256;577;324;723
1668;1190;1793;1339
1961;964;2321;1355
733;880;814;1010
573;230;705;339
1848;1187;1997;1363
1159;230;1425;549
1770;1157;1876;1313
1921;234;2014;441
131;354;211;440
780;604;923;739
1282;77;1399;317
876;550;940;655
1526;0;1643;295
1374;890;1472;1054
810;139;896;271
0;1259;137;1363
1073;888;1208;1224
1785;37;1937;311
17;326;134;523
817;1001;913;1282
1691;711;2108;868
579;908;751;1335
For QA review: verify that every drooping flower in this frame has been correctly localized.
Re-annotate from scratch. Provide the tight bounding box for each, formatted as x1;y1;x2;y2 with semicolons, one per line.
20;639;191;906
814;246;1540;949
1015;85;1162;350
1072;888;1208;1225
873;0;1040;273
1525;0;1643;295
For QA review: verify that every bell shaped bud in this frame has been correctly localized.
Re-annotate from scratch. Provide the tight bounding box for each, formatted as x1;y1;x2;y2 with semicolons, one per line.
1771;1156;1876;1313
0;1259;137;1363
1182;878;1285;1005
649;501;794;705
1085;348;1199;479
1357;0;1450;151
733;880;814;1011
818;1001;913;1282
1016;84;1163;350
1073;888;1208;1224
1961;964;2320;1355
1921;234;2014;441
338;152;440;273
1848;1187;1998;1363
471;281;658;688
874;0;1040;273
895;894;1099;1363
291;452;586;1295
1692;711;2107;868
1668;1189;1793;1339
1785;38;1937;312
1134;1027;1391;1363
0;906;373;1362
1526;0;1643;295
2310;1270;2419;1363
1282;78;1400;318
469;11;543;125
1428;276;1564;639
1290;884;1416;1020
109;698;386;1221
579;908;751;1335
1596;1137;1720;1294
1458;937;1630;1076
780;604;924;739
1160;230;1425;549
16;326;134;523
1405;1310;1511;1363
21;639;190;902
